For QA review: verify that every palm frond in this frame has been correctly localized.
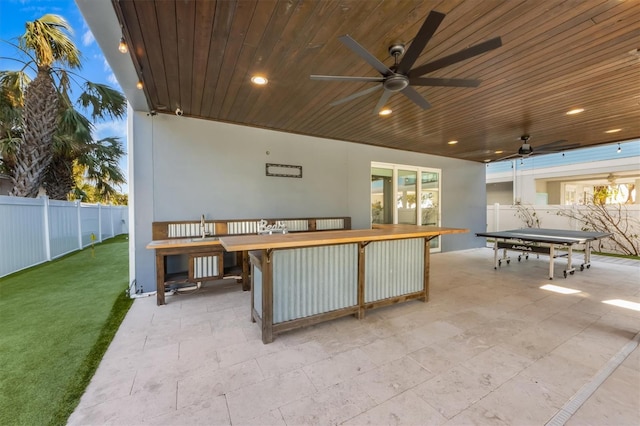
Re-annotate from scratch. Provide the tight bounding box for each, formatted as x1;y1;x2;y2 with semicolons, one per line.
21;14;81;70
78;82;126;120
56;107;93;148
0;71;31;107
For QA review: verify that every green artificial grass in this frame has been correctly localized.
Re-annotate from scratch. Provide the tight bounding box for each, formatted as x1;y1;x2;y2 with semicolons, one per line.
0;235;132;426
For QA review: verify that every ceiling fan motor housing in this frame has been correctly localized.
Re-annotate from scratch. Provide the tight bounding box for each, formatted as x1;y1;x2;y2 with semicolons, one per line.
518;144;533;155
384;74;410;92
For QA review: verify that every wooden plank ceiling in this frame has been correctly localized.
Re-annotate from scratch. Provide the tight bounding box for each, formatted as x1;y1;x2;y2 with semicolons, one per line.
113;0;640;162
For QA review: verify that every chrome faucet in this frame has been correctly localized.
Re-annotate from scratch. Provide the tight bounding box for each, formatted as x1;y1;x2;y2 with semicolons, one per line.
200;214;207;239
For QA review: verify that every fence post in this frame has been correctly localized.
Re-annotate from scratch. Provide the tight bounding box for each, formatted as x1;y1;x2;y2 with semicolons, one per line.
42;196;52;261
77;200;83;249
98;203;103;242
110;204;114;237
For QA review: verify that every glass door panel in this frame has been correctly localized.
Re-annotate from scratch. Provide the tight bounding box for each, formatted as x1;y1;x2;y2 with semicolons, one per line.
421;171;440;249
371;167;393;224
397;169;417;225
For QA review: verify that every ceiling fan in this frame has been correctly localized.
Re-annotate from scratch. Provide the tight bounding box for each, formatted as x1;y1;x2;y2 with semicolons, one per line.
495;135;582;162
310;10;502;114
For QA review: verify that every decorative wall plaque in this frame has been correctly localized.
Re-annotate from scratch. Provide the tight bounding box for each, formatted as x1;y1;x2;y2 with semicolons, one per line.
266;163;302;178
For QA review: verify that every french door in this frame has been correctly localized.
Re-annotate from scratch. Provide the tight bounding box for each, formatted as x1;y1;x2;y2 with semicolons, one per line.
371;162;441;251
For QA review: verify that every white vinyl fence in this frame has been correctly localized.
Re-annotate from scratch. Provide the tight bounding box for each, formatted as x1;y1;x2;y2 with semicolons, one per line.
487;203;640;255
0;195;128;278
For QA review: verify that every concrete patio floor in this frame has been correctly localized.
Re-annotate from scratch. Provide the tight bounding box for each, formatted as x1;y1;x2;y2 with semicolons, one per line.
69;248;639;425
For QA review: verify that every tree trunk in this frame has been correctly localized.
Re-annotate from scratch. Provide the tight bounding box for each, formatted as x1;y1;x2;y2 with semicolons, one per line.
43;153;75;200
10;67;58;197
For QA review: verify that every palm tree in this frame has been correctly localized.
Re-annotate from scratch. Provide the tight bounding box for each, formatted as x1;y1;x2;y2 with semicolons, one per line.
0;14;126;199
11;15;81;197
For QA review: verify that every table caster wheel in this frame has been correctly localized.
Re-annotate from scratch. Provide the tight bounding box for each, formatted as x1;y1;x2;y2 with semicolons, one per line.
580;265;584;271
563;271;567;278
507;259;510;264
570;271;575;275
498;260;501;267
587;264;591;269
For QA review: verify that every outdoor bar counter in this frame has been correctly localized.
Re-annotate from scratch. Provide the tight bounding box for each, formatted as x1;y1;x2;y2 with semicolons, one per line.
219;224;468;343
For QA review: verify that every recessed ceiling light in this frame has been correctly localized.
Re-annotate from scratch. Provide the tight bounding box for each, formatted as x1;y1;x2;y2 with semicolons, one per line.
566;108;584;115
447;140;458;145
379;108;392;116
136;81;143;90
483;159;491;163
494;150;503;154
250;75;268;85
605;128;622;134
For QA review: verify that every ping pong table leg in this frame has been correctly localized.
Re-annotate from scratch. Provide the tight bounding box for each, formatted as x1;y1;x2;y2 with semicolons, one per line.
565;246;575;277
583;241;592;270
493;239;499;269
549;245;554;279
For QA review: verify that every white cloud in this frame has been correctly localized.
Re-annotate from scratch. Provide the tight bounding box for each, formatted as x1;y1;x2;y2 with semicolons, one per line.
107;73;119;86
82;29;95;46
93;119;127;145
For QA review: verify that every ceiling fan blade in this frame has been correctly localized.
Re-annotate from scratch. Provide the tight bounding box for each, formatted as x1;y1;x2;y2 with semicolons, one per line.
338;35;394;76
494;154;519;162
396;10;446;74
310;75;383;82
373;90;393;114
535;139;569;150
400;86;431;110
329;85;382;107
535;144;582;153
410;36;502;76
409;77;481;87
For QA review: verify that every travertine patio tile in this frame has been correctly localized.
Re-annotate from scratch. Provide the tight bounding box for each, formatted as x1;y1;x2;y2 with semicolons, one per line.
177;359;263;410
413;364;495;419
147;394;230;425
354;356;433;404
216;337;287;368
518;352;597;399
461;345;532;385
566;363;640;426
255;340;331;378
225;369;315;424
279;380;376;425
446;375;566;425
69;251;640;425
302;347;376;389
343;389;447;425
408;334;490;375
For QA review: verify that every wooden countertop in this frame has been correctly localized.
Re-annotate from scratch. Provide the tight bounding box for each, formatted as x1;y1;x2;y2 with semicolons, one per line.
146;237;221;250
219;225;468;252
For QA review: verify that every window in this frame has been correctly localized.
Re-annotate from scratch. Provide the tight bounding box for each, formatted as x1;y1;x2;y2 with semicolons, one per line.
371;162;441;251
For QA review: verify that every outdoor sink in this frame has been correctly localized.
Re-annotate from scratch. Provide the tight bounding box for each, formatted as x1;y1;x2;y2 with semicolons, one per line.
189;237;219;242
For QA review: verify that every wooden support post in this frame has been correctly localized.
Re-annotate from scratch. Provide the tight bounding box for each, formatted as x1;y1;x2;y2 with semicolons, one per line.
423;237;431;302
261;249;274;343
357;242;366;319
241;250;250;291
156;253;165;305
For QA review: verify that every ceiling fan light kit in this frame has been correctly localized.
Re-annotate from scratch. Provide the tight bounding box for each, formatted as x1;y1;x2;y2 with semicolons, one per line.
310;10;502;114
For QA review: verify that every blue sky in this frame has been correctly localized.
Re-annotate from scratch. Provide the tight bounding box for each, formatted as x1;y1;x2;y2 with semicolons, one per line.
0;0;128;193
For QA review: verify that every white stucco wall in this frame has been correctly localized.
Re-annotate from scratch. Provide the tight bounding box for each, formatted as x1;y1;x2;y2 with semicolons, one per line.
131;113;486;292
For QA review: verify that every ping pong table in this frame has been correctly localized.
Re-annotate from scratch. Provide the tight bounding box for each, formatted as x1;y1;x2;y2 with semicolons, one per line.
475;228;613;279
